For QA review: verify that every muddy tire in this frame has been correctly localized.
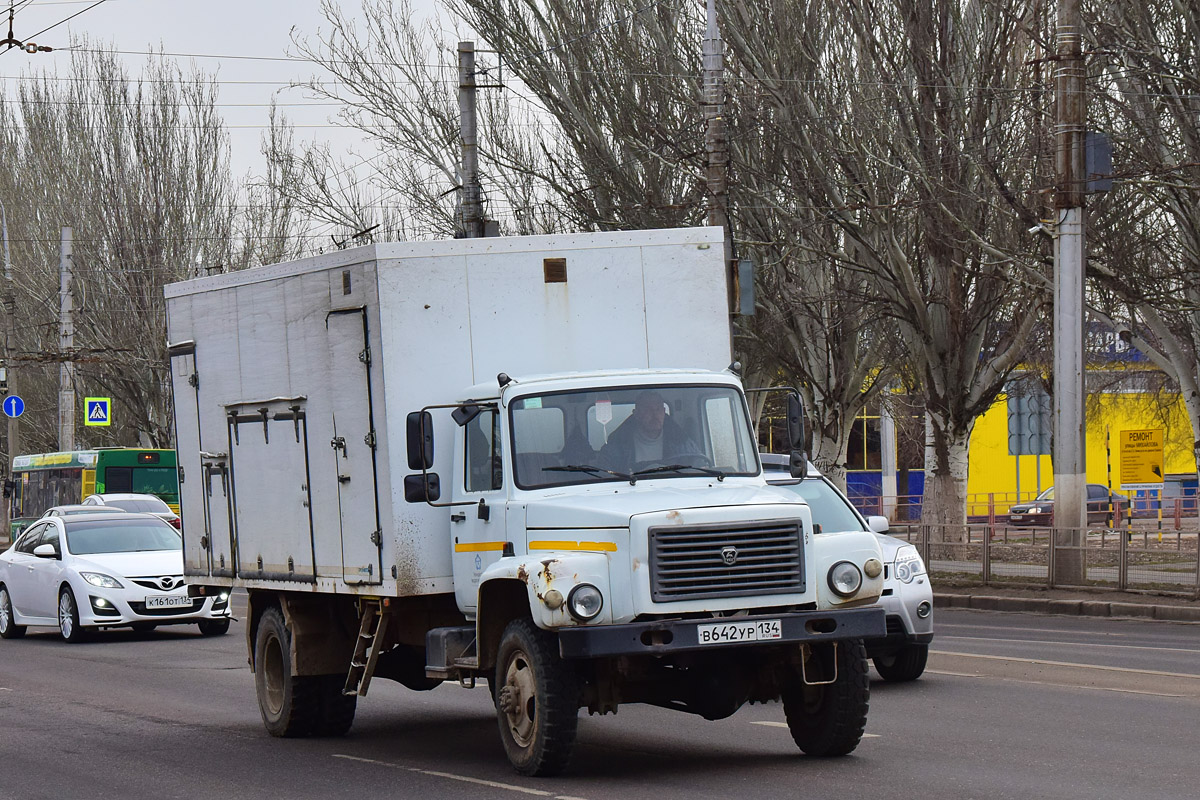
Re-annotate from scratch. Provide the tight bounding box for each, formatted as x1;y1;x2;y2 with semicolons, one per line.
254;606;318;736
311;675;358;737
873;643;928;682
783;639;870;757
494;618;580;776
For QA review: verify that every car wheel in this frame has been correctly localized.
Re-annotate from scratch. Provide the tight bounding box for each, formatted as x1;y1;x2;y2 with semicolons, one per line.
0;584;27;639
311;675;357;737
254;606;346;737
783;639;870;756
872;643;929;682
494;618;580;777
198;617;231;636
58;587;88;643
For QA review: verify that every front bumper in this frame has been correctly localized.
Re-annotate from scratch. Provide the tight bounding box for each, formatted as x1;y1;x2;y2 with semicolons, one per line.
81;591;230;627
556;606;886;659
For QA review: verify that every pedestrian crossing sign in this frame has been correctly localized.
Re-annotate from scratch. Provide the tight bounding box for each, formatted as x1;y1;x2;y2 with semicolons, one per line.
85;397;112;427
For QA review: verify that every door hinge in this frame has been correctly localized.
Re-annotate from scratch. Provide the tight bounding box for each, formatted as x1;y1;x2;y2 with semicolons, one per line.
359;347;371;366
364;430;377;449
370;529;382;546
188;372;199;388
331;436;346;451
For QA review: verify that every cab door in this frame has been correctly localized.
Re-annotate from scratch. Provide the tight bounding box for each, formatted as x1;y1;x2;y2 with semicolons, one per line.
452;408;507;613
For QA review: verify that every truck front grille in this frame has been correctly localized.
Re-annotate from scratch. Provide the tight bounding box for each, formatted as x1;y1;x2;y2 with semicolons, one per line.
648;519;805;602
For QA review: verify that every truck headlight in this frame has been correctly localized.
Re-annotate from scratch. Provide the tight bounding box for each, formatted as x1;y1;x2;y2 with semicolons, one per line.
567;584;603;621
827;561;862;597
893;545;927;584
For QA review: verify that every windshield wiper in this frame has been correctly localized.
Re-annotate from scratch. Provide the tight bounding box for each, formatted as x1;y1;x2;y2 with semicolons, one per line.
632;464;726;481
543;464;639;485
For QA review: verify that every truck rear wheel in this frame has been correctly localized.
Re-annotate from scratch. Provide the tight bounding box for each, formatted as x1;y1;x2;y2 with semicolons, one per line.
872;643;928;682
783;639;870;757
494;618;579;776
254;606;358;738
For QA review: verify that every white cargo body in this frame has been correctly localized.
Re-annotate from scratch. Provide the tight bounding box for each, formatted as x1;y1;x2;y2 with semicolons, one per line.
165;227;887;777
166;228;732;595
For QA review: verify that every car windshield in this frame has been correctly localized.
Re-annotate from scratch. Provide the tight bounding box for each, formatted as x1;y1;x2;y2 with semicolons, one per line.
770;478;867;534
1035;487;1055;501
508;384;759;489
104;497;171;514
64;518;182;555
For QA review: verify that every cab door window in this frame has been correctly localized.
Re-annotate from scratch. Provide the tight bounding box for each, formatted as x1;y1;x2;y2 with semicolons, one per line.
465;410;502;492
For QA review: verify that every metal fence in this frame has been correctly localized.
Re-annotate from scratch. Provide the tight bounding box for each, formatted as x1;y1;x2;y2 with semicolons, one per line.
888;523;1200;598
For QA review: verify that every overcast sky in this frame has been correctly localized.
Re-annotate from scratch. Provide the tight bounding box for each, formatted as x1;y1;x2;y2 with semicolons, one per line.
2;0;446;177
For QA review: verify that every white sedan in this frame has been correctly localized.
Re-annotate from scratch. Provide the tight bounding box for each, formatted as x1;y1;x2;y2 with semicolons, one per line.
0;512;230;642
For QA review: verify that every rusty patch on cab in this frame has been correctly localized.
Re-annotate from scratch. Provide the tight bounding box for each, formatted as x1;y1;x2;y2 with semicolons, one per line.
517;565;529;583
665;510;683;523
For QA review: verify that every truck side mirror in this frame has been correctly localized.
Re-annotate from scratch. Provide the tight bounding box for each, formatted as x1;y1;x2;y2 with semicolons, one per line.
786;394;808;480
407;411;434;470
404;473;441;503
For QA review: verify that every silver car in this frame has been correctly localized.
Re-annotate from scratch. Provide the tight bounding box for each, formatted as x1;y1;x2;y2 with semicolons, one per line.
762;454;933;681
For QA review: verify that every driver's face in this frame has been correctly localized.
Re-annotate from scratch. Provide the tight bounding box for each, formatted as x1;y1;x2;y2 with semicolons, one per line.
633;397;666;437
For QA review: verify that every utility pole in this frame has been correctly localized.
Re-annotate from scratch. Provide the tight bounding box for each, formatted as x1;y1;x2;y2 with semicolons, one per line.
1052;0;1086;583
1;200;16;538
58;227;75;452
703;0;734;308
459;40;485;239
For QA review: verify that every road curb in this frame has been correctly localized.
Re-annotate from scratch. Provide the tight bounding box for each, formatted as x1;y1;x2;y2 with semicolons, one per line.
933;593;1200;622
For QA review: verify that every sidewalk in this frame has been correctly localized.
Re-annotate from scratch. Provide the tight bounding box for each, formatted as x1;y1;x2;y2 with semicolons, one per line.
935;585;1200;622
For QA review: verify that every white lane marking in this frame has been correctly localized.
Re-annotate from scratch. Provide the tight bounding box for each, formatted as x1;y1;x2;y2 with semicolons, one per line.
332;754;584;799
925;669;985;677
749;721;879;737
940;634;1200;655
0;687;10;691
931;650;1200;679
937;623;1132;638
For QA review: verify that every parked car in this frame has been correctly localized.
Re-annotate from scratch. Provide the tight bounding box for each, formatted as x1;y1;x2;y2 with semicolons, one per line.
0;511;230;641
39;504;117;520
1006;484;1128;527
83;493;181;530
761;454;933;681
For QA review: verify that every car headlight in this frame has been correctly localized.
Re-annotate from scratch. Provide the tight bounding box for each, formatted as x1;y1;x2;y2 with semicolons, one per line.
827;561;862;597
567;584;604;621
81;572;124;589
893;545;927;584
1028;507;1042;514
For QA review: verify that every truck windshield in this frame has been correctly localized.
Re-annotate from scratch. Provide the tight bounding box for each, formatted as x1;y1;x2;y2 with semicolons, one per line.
509;384;760;489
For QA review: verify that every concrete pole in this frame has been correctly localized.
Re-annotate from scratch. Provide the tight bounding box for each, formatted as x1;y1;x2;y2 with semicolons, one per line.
459;41;484;239
58;227;75;452
1052;0;1087;582
1;202;16;537
703;0;734;308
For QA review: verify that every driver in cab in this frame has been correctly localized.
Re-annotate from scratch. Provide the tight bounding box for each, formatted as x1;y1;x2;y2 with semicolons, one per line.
600;391;700;471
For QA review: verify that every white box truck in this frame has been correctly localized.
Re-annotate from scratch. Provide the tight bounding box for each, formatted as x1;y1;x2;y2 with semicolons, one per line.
165;227;887;776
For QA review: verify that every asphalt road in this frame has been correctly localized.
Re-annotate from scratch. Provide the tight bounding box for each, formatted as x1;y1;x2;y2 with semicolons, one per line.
1;598;1197;800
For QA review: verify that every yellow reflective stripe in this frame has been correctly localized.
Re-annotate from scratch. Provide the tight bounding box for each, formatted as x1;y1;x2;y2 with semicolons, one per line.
454;541;507;553
528;540;617;552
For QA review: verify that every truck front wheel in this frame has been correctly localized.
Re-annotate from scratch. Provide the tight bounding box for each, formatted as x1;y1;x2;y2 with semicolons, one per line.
254;606;357;737
494;619;580;776
782;639;870;757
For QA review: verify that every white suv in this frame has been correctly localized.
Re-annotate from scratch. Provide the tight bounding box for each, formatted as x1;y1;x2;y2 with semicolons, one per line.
761;454;933;681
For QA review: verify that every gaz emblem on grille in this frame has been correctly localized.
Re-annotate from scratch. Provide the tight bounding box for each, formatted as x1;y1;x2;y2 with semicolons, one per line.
720;546;739;566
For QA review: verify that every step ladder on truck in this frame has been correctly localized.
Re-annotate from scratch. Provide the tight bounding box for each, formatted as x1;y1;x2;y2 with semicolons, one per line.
166;227;886;776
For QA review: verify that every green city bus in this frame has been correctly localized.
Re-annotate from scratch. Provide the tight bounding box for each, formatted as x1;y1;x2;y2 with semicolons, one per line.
8;448;179;538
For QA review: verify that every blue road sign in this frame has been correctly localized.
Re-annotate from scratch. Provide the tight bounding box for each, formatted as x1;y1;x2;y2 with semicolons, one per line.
2;394;23;418
84;397;111;427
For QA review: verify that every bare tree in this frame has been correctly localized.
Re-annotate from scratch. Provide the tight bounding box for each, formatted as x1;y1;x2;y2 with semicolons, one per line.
722;0;1048;531
1087;1;1200;475
0;45;289;451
